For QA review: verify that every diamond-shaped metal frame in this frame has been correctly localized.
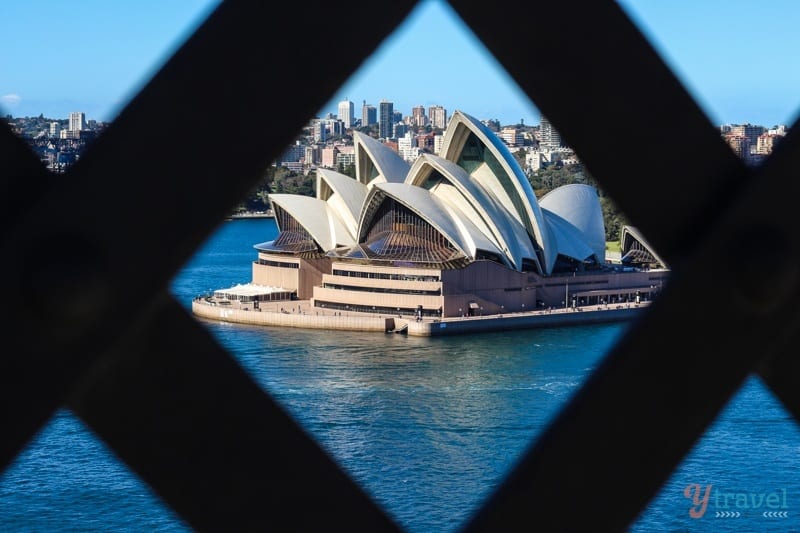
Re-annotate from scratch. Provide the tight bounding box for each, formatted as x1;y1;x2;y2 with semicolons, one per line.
2;1;799;531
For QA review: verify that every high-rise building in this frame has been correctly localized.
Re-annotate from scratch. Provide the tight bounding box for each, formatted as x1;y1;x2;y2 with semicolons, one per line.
330;119;345;137
362;102;377;126
336;146;356;169
769;125;788;136
394;122;408;139
280;141;306;163
338;99;354;128
540;115;561;150
428;105;447;129
412;105;426;128
398;131;421;162
433;134;444;154
724;134;750;159
69;112;86;132
304;145;319;166
321;146;339;168
313;120;327;143
379;100;393;139
729;123;765;146
500;127;523;147
49;122;61;137
416;132;435;151
755;133;783;155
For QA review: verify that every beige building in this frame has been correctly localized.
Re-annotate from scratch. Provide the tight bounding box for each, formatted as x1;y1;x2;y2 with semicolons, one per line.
755;132;783;155
320;146;338;168
215;110;668;320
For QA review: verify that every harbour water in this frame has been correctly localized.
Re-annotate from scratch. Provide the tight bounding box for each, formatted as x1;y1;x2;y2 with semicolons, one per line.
1;218;798;532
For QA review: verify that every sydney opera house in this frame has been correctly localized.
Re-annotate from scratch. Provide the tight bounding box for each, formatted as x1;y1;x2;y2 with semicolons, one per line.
214;110;667;320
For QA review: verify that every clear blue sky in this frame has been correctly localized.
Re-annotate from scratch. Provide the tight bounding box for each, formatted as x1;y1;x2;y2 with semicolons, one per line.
3;0;800;128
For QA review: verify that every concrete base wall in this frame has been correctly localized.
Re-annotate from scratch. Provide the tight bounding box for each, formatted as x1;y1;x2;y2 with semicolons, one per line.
406;306;643;336
192;300;387;332
193;299;646;337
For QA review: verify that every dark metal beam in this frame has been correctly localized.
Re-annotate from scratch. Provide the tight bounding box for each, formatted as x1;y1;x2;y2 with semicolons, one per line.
3;0;799;531
463;123;800;528
0;123;54;232
449;0;748;263
451;0;800;530
67;294;400;532
0;0;417;470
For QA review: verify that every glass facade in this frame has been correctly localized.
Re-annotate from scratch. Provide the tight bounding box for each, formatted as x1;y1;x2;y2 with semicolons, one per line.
621;242;659;267
362;198;462;263
332;269;440;282
420;169;453;190
458;132;531;235
271;204;320;253
322;283;441;296
314;300;442;318
357;148;381;185
256;259;299;268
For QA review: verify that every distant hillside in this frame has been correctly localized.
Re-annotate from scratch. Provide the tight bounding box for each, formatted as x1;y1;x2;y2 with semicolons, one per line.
233;166;315;214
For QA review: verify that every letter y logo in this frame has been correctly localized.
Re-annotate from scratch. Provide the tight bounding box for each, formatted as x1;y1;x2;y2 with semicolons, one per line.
683;483;712;518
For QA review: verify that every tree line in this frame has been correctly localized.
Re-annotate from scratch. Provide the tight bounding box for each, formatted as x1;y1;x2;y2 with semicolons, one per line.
527;162;628;243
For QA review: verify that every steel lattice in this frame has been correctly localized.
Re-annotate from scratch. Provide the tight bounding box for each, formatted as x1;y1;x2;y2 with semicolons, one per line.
2;1;799;531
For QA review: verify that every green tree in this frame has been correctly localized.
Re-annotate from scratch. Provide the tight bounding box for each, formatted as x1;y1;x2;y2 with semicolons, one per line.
357;124;379;137
530;163;583;192
600;195;626;243
512;148;527;170
338;162;356;178
233;165;316;213
528;162;629;242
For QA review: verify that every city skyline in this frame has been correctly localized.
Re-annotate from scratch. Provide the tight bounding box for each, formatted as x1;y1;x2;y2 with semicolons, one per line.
3;1;800;128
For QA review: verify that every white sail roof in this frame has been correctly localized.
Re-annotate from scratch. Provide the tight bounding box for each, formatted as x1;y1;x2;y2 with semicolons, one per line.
542;209;596;262
439;110;554;274
406;154;537;270
266;109;618;276
353;131;409;188
316;168;367;238
269;194;355;251
621;225;668;268
540;183;606;263
360;182;506;262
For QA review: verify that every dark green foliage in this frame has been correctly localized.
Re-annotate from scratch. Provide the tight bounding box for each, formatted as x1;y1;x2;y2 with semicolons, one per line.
269;167;315;196
234;166;315;213
337;162;356;178
530;163;588;191
529;163;628;242
485;118;500;132
358;124;379;137
512;149;526;168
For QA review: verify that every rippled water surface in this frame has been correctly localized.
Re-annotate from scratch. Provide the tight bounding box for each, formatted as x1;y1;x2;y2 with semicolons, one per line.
2;219;798;532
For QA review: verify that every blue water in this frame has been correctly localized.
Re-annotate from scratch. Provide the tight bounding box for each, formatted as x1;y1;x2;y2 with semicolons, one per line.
1;218;798;532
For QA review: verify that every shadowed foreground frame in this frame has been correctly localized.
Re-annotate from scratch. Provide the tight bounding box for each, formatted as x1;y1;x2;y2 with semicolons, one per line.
2;1;800;531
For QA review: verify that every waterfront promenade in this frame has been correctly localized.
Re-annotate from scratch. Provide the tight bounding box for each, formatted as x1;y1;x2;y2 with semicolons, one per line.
191;296;648;336
225;210;274;220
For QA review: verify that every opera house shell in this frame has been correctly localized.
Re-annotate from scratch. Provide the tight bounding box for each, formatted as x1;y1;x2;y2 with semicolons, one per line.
251;110;667;318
